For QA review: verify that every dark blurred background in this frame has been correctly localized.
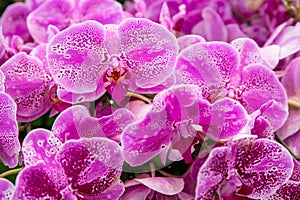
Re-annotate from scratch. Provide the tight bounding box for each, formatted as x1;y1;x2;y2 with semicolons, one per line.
0;0;22;16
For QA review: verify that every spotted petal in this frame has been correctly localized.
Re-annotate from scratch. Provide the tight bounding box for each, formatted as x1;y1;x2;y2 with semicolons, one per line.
0;52;52;122
13;162;68;200
0;178;14;200
235;138;294;199
57;138;124;199
204;98;249;140
265;181;300;200
175;42;239;101
239;64;288;130
195;146;232;200
47;20;108;94
0;70;5;91
0;92;20;168
27;0;73;43
119;18;178;89
231;38;263;70
52;105;134;143
121;110;172;166
177;34;206;52
22;129;62;167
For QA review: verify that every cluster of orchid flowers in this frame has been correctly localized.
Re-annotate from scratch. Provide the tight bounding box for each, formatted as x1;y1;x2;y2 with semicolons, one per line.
0;0;300;199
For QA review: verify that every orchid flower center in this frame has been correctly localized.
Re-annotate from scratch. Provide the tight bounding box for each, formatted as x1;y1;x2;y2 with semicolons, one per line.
172;119;195;138
105;57;127;83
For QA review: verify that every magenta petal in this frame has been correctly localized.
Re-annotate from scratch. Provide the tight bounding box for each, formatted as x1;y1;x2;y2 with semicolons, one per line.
195;146;232;199
175;56;208;88
159;2;172;30
14;162;66;200
177;34;206;52
79;0;123;24
25;0;45;10
29;44;50;74
104;24;121;56
47;20;108;94
0;52;52;122
251;116;274;139
284;130;300;156
131;74;176;94
47;25;60;42
192;7;228;41
57;138;124;199
208;98;249;140
122;185;151;200
290;159;300;181
57;81;106;104
240;64;287;112
52;105;98;142
0;70;5;92
253;100;288;131
91;180;125;200
110;81;128;103
52;105;134;143
226;24;247;42
281;57;300;99
235;138;294;199
135;177;184;195
231;38;263;69
259;45;280;69
121;110;172;166
0;178;14;200
27;0;73;43
176;42;239;97
119;18;178;89
265;181;300;199
98;108;135;142
22;129;62;166
0;92;20;168
1;2;31;42
273;22;300;59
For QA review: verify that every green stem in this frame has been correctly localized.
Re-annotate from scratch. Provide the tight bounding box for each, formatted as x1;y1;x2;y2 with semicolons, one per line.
275;132;300;160
158;170;180;178
126;92;152;104
149;162;156;178
0;168;22;178
288;99;300;109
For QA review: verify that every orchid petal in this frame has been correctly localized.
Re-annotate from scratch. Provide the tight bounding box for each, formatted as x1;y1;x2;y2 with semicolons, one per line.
1;3;31;42
192;7;228;42
135;177;184;195
235;138;294;199
0;92;19;168
27;0;73;43
0;52;52;122
14;162;66;200
119;18;178;89
265;181;300;200
47;20;108;94
79;0;123;25
0;178;14;200
57;138;124;199
195;146;232;199
52;105;134;143
240;65;286;111
177;34;206;52
22;129;62;168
